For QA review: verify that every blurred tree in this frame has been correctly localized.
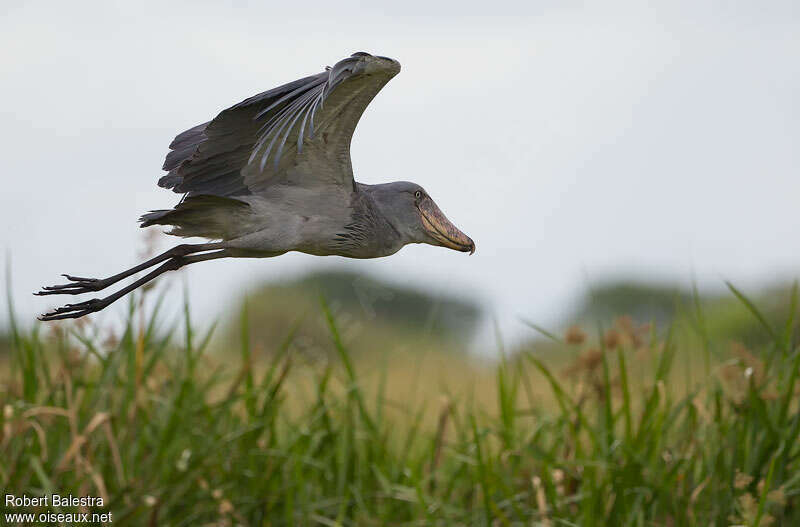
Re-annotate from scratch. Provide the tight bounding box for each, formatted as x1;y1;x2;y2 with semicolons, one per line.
228;269;483;357
575;281;690;327
569;280;799;349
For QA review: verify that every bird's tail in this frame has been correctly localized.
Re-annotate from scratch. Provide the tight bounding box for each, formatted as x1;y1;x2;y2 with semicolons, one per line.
139;195;251;240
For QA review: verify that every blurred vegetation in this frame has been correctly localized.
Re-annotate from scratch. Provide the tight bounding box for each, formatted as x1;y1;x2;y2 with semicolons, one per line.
2;278;800;525
574;280;690;327
0;330;10;356
229;269;483;358
569;279;799;349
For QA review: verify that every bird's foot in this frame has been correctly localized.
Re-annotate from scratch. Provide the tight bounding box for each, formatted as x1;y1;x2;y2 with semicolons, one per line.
34;275;107;296
38;298;108;321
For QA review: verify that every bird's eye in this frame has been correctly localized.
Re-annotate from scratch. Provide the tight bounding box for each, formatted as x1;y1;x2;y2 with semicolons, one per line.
414;191;422;199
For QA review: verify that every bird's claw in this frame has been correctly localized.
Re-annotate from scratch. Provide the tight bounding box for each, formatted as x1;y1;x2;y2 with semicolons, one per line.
38;298;107;321
62;274;99;282
34;275;106;296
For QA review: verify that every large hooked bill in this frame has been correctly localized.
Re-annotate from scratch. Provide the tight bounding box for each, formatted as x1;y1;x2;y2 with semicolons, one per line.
418;198;475;255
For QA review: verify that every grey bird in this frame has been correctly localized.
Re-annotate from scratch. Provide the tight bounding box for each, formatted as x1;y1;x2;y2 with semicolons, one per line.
37;52;475;321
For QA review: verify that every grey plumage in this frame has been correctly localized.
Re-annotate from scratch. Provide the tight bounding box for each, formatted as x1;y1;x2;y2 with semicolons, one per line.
157;53;392;200
140;195;250;239
37;52;474;321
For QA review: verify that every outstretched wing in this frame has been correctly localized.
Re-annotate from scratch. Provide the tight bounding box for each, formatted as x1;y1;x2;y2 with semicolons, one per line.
159;52;400;198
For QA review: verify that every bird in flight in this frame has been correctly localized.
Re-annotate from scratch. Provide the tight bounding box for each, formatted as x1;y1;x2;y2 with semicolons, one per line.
36;52;475;321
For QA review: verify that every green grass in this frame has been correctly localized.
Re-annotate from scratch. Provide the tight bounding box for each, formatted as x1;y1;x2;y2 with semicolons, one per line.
2;284;800;526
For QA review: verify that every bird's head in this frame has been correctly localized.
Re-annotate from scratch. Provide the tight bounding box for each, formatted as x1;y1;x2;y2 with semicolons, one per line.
370;182;475;255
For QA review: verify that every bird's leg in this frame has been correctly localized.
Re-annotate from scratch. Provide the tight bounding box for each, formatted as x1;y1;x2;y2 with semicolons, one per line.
38;249;230;321
35;242;225;296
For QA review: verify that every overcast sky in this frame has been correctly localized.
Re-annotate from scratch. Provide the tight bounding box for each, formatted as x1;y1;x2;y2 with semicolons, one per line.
1;0;798;346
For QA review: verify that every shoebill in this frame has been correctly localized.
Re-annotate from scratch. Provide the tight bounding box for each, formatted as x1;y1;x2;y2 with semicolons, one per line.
37;52;475;321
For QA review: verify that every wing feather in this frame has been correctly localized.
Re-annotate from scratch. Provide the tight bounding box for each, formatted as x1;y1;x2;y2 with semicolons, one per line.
159;52;400;198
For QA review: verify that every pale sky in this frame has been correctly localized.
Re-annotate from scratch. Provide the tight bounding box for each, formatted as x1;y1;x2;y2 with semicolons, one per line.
1;0;798;346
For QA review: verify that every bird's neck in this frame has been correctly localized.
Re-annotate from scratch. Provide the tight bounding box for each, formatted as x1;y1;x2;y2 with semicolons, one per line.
326;188;403;258
346;185;406;256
